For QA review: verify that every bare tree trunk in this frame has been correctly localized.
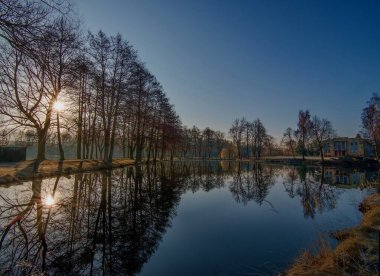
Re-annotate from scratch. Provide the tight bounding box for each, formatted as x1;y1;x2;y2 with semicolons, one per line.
57;113;64;160
37;129;47;161
320;148;324;162
302;144;305;160
108;116;117;164
122;133;126;158
76;73;84;159
291;144;295;158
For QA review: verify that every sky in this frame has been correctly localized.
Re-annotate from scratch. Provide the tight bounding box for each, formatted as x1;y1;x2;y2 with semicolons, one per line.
73;0;380;141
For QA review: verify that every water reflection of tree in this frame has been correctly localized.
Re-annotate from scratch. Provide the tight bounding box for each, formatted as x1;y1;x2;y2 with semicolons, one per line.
283;166;339;218
0;164;184;275
0;177;61;274
229;163;275;205
362;170;380;191
0;162;345;274
176;161;228;193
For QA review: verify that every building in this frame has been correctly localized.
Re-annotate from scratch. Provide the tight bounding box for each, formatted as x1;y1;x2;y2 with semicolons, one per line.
323;136;373;158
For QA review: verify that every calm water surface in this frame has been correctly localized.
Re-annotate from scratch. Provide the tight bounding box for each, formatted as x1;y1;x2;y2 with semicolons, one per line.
0;162;376;275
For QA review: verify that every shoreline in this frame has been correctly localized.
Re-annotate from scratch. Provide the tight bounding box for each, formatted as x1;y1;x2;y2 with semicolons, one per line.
1;156;377;186
1;158;379;273
0;159;135;185
286;193;380;275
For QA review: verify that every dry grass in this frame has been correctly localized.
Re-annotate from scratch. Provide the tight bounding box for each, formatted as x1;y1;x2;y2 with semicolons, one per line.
287;194;380;275
0;158;135;185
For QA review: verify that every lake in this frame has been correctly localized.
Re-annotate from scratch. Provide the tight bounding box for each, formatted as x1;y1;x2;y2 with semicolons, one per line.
0;161;376;275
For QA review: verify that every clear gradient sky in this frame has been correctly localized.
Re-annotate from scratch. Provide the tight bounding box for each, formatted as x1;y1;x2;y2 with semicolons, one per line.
73;0;380;141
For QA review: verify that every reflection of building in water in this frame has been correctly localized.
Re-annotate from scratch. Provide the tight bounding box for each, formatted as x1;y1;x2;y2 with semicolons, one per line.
324;167;366;186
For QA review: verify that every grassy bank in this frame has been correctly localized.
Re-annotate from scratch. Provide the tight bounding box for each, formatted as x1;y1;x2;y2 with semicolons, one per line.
0;159;135;185
287;193;380;275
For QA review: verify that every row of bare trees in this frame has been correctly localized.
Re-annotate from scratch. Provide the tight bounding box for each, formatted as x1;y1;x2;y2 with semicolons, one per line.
228;117;274;160
0;1;344;164
0;0;185;163
0;0;244;163
68;30;182;163
178;126;227;159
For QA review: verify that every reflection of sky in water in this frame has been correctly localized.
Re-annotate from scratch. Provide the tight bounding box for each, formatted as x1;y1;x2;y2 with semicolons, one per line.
0;163;375;275
141;173;369;275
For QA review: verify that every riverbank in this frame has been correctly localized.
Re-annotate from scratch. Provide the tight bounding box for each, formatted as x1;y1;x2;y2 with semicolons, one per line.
0;159;135;185
263;155;380;169
287;193;380;275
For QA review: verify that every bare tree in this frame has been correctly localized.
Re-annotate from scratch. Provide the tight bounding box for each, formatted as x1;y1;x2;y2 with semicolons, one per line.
362;93;380;159
0;129;9;145
282;127;296;158
203;127;215;159
251;119;266;159
263;134;275;156
0;0;70;50
310;115;335;162
214;131;225;158
0;15;79;161
229;118;246;160
295;109;312;160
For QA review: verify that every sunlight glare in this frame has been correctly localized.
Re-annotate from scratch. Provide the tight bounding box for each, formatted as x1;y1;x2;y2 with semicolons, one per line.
53;101;65;112
44;194;55;206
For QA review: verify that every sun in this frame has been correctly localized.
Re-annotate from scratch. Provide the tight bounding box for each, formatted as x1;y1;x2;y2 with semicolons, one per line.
53;101;65;112
44;194;55;206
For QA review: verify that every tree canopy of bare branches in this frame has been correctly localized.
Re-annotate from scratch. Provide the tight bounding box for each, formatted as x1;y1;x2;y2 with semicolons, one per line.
361;93;380;159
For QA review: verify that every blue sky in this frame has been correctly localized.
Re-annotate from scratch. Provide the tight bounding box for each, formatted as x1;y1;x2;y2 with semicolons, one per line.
74;0;380;140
